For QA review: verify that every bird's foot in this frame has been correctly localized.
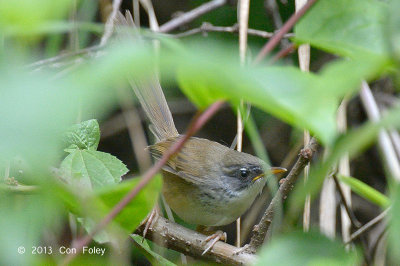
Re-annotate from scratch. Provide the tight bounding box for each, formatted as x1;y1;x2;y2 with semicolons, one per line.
233;244;250;255
202;230;227;255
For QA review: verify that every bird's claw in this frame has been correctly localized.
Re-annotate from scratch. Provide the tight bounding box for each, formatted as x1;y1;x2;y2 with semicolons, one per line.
141;208;159;242
202;230;227;255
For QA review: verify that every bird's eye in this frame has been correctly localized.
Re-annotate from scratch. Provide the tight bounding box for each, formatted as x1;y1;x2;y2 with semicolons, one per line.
239;168;249;178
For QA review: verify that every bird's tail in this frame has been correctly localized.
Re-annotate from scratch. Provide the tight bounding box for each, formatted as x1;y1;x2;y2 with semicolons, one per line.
115;11;179;141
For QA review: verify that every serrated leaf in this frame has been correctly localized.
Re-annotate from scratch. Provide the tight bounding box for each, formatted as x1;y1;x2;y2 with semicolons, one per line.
256;231;360;266
60;150;128;190
64;119;100;151
132;234;177;266
295;0;389;60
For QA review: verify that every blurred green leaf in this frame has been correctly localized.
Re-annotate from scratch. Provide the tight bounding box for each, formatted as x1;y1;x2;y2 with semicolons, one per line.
386;0;400;61
95;175;161;233
338;175;390;208
131;234;177;266
295;0;389;59
256;231;360;266
0;0;73;38
389;184;400;263
64;119;100;152
0;185;64;265
175;45;385;144
59;150;128;190
78;175;161;243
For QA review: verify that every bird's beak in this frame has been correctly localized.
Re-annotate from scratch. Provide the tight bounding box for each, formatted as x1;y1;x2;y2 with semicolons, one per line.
252;173;265;182
252;167;287;182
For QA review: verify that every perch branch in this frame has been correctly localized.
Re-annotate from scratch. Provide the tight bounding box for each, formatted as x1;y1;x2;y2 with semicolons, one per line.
135;216;256;265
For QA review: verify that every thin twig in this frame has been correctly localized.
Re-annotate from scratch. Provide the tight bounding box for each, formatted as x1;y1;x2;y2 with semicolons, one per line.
27;45;101;70
246;137;318;253
265;0;290;48
270;43;296;63
360;81;400;181
333;174;372;263
61;100;225;265
135;216;256;265
100;0;123;46
295;0;312;233
0;184;38;193
159;0;227;33
235;0;250;247
174;22;294;39
337;99;352;245
117;87;152;172
254;0;318;64
332;175;361;228
345;208;390;245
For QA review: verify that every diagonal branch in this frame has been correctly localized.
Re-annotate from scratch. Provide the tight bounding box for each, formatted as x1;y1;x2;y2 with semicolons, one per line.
254;0;318;64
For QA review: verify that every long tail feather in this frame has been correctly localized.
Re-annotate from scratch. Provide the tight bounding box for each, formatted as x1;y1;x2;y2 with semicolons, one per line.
115;11;179;140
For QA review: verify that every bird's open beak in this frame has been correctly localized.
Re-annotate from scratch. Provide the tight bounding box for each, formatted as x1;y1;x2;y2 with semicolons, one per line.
252;167;287;182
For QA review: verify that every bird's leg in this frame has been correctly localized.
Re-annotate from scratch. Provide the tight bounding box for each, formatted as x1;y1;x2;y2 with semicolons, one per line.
196;225;227;255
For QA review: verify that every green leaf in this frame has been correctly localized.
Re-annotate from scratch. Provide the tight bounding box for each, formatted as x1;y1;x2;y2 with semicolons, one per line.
295;0;389;59
338;175;390;208
64;119;100;151
131;234;177;266
256;231;360;266
59;150;128;190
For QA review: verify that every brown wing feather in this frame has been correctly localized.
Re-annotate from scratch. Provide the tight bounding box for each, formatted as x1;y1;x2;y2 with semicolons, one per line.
149;137;230;185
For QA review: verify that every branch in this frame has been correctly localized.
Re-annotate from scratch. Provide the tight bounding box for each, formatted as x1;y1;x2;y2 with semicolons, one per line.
173;22;294;39
61;100;225;265
253;0;318;64
246;137;318;253
135;216;256;265
159;0;227;33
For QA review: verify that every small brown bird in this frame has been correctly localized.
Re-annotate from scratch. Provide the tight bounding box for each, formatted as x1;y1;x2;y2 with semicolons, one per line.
117;11;286;250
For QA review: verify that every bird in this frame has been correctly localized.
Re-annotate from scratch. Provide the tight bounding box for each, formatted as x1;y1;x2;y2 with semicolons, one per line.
115;11;286;253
